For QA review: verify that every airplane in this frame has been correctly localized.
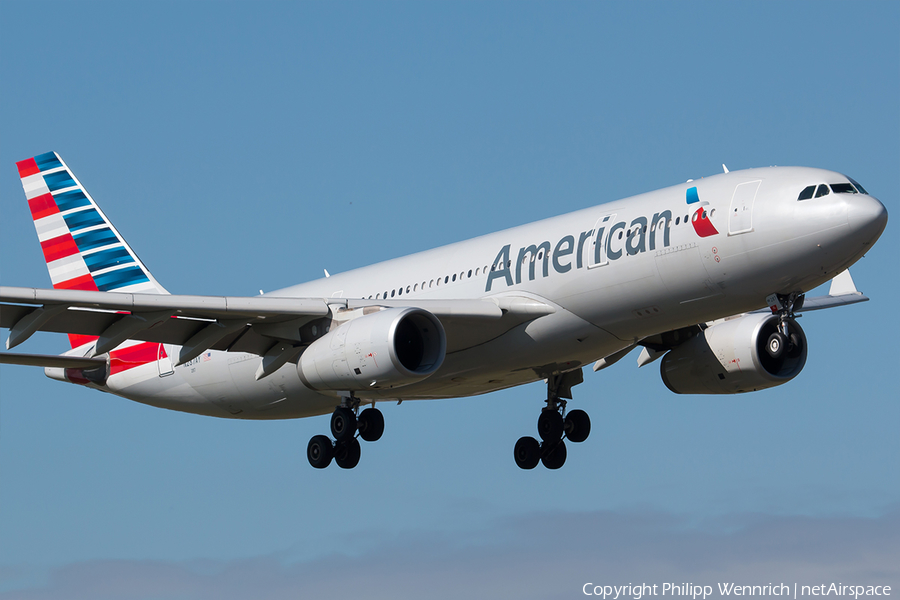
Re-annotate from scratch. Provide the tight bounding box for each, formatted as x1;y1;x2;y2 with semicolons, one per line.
0;152;888;470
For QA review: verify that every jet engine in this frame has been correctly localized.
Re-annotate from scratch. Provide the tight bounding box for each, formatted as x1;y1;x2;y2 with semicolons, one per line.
297;307;446;392
660;313;807;394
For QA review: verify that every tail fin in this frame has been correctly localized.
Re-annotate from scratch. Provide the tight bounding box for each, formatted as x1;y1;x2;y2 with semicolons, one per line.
16;151;168;348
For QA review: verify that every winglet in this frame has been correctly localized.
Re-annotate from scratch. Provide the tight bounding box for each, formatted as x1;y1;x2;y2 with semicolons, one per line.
828;269;860;297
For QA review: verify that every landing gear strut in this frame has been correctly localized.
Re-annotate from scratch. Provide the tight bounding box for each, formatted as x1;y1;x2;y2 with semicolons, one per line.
765;292;805;360
514;369;591;470
307;397;383;469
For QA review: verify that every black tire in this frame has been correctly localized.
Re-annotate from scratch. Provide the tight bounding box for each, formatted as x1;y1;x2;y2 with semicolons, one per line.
330;407;357;442
307;435;334;469
564;409;591;443
537;409;564;441
514;436;541;470
357;407;385;442
541;439;567;470
766;332;786;359
334;437;361;469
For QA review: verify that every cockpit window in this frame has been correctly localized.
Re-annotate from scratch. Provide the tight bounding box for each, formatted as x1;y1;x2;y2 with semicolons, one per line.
830;183;857;194
798;185;815;200
847;176;868;195
814;184;830;198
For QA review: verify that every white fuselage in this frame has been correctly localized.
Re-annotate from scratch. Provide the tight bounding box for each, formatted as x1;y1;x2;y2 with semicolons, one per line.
92;166;886;419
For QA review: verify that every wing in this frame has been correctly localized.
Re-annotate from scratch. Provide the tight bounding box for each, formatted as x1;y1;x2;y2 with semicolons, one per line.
0;286;552;365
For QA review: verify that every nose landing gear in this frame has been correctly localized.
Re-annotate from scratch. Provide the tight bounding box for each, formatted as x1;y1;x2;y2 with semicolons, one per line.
514;369;591;470
764;292;805;360
307;397;383;470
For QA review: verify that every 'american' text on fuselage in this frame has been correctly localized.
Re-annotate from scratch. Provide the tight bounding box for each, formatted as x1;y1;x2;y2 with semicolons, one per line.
485;209;673;292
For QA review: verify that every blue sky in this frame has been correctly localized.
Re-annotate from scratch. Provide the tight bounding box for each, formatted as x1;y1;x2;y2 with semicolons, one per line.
1;2;897;598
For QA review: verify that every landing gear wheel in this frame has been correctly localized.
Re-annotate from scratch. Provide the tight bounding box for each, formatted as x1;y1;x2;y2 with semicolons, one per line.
307;435;334;469
357;407;384;442
331;406;357;442
766;332;786;359
564;409;591;443
514;436;541;470
537;409;564;441
541;439;567;470
334;437;361;469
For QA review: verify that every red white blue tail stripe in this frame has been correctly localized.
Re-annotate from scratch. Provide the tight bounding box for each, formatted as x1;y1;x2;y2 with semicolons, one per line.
17;151;169;351
17;152;167;296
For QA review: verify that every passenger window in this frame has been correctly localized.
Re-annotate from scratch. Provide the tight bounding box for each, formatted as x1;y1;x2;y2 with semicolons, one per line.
675;217;680;225
398;288;402;296
391;290;395;298
452;274;457;282
830;183;857;194
815;184;830;198
406;285;410;293
468;269;472;278
444;276;449;284
798;185;815;200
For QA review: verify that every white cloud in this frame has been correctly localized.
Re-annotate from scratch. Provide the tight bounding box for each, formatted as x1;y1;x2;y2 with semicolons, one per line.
3;508;897;600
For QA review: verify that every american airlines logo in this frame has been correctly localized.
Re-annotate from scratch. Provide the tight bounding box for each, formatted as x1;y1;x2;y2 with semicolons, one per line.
486;188;719;292
686;186;719;238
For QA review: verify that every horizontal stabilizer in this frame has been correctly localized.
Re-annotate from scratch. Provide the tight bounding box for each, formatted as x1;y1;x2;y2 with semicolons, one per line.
0;352;106;368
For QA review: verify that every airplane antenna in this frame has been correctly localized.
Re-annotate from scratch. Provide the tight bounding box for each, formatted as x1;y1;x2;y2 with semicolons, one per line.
722;164;729;173
324;269;330;278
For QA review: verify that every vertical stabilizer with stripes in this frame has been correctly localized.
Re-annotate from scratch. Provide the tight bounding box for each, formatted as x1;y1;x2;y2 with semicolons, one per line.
16;151;169;348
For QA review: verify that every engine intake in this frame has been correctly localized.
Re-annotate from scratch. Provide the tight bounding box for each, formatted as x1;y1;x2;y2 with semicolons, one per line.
297;307;446;392
660;313;807;394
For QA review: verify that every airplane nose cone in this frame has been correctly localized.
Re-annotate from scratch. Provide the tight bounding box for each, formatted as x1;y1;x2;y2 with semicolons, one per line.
848;194;888;245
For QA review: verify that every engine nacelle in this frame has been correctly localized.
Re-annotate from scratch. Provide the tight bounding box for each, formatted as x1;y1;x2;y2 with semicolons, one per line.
297;307;446;392
660;313;807;394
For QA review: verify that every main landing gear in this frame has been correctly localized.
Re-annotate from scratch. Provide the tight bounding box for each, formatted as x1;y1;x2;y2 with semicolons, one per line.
307;398;384;470
514;369;591;470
